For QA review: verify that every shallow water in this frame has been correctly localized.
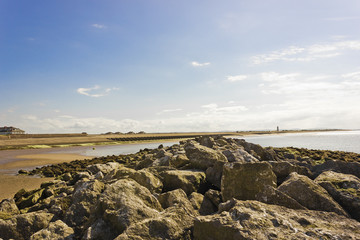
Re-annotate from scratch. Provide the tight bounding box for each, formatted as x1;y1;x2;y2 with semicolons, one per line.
240;130;360;153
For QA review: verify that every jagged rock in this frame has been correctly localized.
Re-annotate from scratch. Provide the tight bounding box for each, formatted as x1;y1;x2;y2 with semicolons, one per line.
87;162;121;175
97;179;162;235
255;185;306;210
15;188;45;210
221;162;277;201
0;210;54;240
72;171;93;183
157;189;191;209
198;136;215;148
199;190;222;215
315;171;360;221
222;147;259;163
193;199;360;240
161;170;206;195
129;169;163;194
60;172;72;182
82;219;116;240
205;161;225;189
269;161;312;184
64;180;104;231
235;139;277;161
184;141;227;170
103;166;137;181
313;159;360;178
136;154;154;170
169;154;190;168
278;172;349;216
189;192;204;211
115;200;196;240
29;220;74;240
0;199;19;217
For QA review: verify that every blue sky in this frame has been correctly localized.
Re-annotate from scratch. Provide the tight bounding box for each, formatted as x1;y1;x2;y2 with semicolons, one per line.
1;0;360;133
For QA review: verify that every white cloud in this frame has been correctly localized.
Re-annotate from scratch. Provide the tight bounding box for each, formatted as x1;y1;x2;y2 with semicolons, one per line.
157;108;183;115
77;85;118;98
251;40;360;64
191;61;210;67
227;75;248;82
91;24;107;29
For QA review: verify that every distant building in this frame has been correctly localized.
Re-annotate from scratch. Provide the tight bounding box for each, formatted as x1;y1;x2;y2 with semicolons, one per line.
277;126;279;131
0;126;25;135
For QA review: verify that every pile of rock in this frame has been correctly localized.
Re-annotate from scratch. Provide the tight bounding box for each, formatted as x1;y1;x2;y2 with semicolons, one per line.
1;136;360;239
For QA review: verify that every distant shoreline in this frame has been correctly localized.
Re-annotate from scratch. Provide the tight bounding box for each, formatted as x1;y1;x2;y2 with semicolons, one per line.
0;129;346;151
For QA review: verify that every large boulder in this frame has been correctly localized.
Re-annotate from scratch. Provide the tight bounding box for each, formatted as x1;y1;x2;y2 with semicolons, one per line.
315;171;360;221
313;159;360;178
129;169;163;194
235;139;277;161
199;189;222;215
222;147;259;163
157;189;192;209
97;179;162;235
64;180;104;232
278;172;349;216
0;210;54;240
221;162;277;201
0;199;20;218
87;162;122;175
29;220;74;240
161;170;206;195
255;185;306;210
115;199;196;240
269;161;312;184
193;199;360;240
184;141;227;170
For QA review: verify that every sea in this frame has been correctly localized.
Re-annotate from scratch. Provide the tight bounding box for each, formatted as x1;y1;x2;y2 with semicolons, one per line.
240;130;360;154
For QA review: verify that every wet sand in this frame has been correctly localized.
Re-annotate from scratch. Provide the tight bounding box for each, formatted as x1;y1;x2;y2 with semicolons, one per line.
0;151;92;201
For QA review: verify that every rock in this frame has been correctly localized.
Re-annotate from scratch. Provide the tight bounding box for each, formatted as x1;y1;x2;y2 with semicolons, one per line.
269;161;312;184
169;154;190;168
193;199;360;240
161;170;206;195
189;192;204;211
29;220;74;240
235;139;277;161
97;179;162;235
315;171;360;221
115;200;196;240
278;172;349;216
184;141;227;170
129;169;163;194
87;162;121;175
199;190;222;215
0;199;19;218
205;161;225;189
198;136;215;148
103;166;137;181
82;219;116;240
255;185;306;210
60;172;72;181
157;189;191;209
221;162;277;201
64;180;104;231
222;148;259;163
15;188;45;210
0;210;53;240
313;159;360;178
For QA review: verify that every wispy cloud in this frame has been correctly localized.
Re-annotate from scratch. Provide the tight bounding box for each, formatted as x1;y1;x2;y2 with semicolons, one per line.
191;61;210;67
77;85;118;97
251;40;360;64
227;75;247;82
157;108;183;115
91;24;107;29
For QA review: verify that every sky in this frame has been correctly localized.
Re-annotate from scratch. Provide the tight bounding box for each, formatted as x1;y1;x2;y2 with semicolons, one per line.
1;0;360;133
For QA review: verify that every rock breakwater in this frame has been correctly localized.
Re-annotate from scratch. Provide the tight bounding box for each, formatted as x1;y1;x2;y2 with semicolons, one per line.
1;136;360;239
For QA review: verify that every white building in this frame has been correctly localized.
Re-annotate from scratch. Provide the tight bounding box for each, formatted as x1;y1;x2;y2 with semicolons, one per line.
0;126;25;135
